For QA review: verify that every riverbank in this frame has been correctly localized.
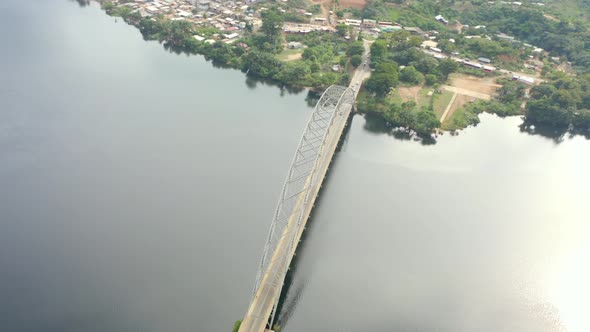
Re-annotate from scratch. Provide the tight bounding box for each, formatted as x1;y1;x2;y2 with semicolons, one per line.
93;1;590;139
95;0;360;93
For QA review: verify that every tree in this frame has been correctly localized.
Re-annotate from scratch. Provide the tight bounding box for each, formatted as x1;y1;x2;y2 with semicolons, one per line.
526;99;571;127
400;66;423;84
414;109;440;135
260;9;284;41
241;50;283;79
573;110;590;131
391;103;417;128
425;74;437;86
437;39;456;54
233;320;242;332
335;24;349;37
437;59;459;80
347;41;365;56
351;55;363;67
278;62;311;83
370;40;388;64
530;84;557;99
365;62;399;97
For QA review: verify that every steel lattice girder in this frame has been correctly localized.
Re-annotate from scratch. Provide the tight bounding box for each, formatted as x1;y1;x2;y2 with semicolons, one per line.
251;85;354;327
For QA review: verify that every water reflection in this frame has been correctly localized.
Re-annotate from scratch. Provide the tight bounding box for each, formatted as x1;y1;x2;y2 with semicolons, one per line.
362;113;437;145
274;146;345;330
520;120;590;143
71;0;90;7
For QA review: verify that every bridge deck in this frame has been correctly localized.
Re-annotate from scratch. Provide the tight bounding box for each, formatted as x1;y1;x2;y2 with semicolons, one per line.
238;41;371;332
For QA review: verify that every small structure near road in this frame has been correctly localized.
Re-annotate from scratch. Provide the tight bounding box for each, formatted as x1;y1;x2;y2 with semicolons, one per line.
435;15;449;24
421;40;438;49
403;27;424;35
287;41;303;49
478;57;492;64
513;75;535;84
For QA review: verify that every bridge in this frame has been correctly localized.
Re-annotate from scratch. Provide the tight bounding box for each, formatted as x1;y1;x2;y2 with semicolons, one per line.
238;42;371;332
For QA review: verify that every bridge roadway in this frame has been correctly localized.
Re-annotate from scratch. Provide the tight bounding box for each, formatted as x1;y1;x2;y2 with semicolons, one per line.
238;41;372;332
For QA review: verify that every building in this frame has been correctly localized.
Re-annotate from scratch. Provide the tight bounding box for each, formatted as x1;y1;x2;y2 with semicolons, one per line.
362;19;377;28
197;0;210;11
478;57;491;64
496;33;515;41
223;32;239;39
345;19;362;27
380;26;402;32
464;61;483;69
287;41;302;49
421;40;438;49
430;47;442;53
403;27;424;35
435;15;449;24
513;75;535;84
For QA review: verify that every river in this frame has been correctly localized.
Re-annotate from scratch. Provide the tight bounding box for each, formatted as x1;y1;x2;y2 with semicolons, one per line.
1;1;589;332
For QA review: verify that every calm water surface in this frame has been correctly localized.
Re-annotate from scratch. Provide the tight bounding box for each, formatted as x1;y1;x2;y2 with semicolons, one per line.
1;1;589;332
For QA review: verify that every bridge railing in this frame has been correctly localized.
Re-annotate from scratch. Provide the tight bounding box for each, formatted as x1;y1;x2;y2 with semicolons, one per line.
250;85;354;328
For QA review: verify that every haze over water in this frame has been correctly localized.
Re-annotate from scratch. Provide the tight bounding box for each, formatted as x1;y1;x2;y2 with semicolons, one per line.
1;1;589;332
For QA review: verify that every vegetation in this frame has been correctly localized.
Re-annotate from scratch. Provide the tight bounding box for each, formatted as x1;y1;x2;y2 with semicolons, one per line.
443;102;482;130
525;72;590;132
232;320;242;332
358;30;460;136
99;0;590;136
351;54;363;67
98;1;358;90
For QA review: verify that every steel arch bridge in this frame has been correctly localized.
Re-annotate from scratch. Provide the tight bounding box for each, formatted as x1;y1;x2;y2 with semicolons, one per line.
239;85;355;332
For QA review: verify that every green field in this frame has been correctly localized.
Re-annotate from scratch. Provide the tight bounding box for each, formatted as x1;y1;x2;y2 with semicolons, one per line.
433;90;454;119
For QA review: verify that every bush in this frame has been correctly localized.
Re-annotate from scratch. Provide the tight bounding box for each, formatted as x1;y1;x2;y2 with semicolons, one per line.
400;66;423;84
232;320;242;332
351;55;362;67
425;74;437;86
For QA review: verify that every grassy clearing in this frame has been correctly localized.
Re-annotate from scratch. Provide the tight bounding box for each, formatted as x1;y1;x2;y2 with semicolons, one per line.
417;87;432;108
386;89;403;104
433;90;454;118
385;7;401;21
277;48;303;61
442;105;479;131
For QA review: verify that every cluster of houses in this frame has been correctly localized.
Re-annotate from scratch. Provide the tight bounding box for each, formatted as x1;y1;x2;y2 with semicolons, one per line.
422;41;537;83
109;0;263;44
283;23;333;34
344;18;407;32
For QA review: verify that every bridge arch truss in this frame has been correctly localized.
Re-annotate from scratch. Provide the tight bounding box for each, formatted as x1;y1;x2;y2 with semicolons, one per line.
252;85;354;328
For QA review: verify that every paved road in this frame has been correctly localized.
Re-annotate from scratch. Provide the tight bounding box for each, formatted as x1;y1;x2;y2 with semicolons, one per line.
238;41;372;332
349;39;373;99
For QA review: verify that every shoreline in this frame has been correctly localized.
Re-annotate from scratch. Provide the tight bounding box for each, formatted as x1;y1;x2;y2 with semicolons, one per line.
93;0;350;93
89;1;589;140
